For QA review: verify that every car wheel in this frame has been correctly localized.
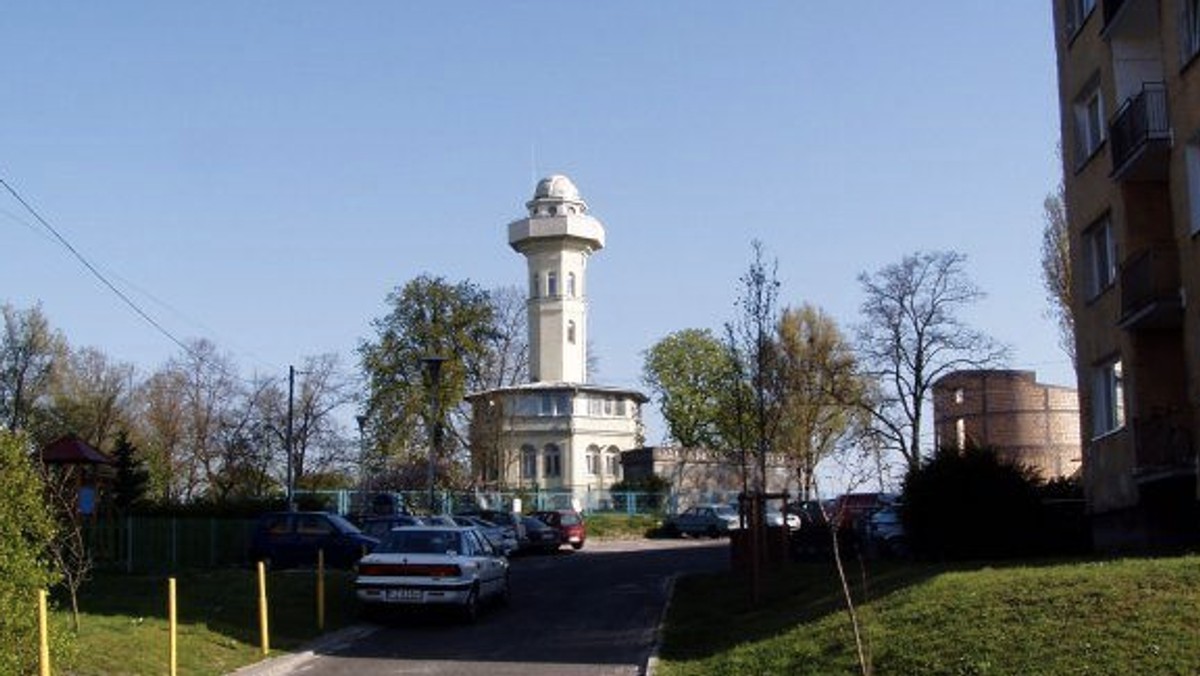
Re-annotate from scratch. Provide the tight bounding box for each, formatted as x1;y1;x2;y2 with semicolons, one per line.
461;586;480;623
662;523;680;538
571;542;583;550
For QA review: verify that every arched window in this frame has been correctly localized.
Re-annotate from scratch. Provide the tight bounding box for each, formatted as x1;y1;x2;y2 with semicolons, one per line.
521;445;538;481
544;444;562;478
585;445;601;475
547;271;558;297
567;272;576;297
604;446;621;479
567;320;576;344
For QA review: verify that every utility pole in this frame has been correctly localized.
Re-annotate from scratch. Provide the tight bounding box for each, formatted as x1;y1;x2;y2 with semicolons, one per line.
286;364;296;511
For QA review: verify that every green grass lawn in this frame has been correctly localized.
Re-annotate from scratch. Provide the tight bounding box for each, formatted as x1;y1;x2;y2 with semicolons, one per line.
585;512;661;539
51;567;360;675
658;555;1200;675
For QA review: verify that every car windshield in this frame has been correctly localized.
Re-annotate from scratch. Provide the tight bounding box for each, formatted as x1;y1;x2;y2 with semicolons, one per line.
379;529;464;555
328;514;362;533
559;513;581;525
713;506;737;517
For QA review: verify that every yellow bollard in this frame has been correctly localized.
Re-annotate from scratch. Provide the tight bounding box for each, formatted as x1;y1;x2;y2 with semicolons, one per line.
317;548;325;631
38;589;50;676
257;561;270;656
168;578;177;676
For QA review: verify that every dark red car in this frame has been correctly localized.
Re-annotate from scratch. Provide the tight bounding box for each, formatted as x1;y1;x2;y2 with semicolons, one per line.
532;509;587;550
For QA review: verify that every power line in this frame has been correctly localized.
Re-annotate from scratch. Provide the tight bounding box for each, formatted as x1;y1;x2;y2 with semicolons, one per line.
0;174;197;358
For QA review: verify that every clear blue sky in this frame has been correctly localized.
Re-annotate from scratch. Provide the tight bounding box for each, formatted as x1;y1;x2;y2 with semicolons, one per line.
1;3;1068;456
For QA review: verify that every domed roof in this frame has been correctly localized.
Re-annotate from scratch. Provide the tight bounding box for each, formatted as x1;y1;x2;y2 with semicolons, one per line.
533;175;581;202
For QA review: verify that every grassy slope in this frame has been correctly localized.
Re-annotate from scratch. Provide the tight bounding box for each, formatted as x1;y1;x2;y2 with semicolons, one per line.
658;556;1200;675
55;568;359;675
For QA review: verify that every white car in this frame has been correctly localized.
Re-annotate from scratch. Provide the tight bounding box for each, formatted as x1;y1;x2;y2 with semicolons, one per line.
355;526;510;621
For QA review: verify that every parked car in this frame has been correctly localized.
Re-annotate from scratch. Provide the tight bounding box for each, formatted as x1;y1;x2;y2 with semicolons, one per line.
864;504;908;557
452;515;519;556
662;504;741;538
518;515;562;554
456;509;527;546
359;514;423;540
531;509;587;550
249;511;378;570
355;526;509;622
766;509;802;530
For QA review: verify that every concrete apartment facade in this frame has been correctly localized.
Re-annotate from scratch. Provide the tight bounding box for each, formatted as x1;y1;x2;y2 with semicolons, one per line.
932;370;1082;481
1051;0;1200;549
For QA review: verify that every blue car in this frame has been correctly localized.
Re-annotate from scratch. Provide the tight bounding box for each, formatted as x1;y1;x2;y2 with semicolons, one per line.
249;511;378;569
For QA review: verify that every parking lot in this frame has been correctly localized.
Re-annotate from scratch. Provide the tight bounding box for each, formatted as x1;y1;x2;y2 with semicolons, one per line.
237;538;727;676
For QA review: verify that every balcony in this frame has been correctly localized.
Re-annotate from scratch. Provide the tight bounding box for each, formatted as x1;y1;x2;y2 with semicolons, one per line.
1133;413;1196;482
1102;0;1158;40
1118;245;1182;330
1109;82;1170;181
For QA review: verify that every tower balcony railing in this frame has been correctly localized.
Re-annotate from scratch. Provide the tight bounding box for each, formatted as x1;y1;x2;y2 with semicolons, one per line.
1118;244;1182;330
1109;82;1170;180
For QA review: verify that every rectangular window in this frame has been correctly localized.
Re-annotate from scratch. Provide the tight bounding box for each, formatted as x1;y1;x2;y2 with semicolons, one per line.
1074;79;1105;165
1091;359;1125;437
1084;217;1116;299
544;451;561;478
1183;0;1200;64
1066;0;1096;36
588;396;603;416
586;451;598;475
521;451;538;480
1187;140;1200;235
547;271;558;297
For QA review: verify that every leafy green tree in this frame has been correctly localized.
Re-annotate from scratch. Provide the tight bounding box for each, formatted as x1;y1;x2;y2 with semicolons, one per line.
775;305;869;500
1;302;67;434
0;430;61;674
359;275;499;491
641;328;736;449
1041;180;1074;362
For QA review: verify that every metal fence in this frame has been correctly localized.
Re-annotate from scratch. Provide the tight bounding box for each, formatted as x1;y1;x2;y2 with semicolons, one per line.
84;516;257;574
292;488;683;517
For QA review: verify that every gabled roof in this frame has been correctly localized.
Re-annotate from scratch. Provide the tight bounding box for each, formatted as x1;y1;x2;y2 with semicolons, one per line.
41;435;113;465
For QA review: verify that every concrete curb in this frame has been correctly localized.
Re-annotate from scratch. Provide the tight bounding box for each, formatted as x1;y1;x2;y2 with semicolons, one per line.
644;573;678;676
228;623;380;676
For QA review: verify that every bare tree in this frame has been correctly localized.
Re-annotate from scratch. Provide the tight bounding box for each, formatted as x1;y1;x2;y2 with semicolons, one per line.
856;250;1009;473
1041;181;1075;362
41;346;135;449
38;462;92;633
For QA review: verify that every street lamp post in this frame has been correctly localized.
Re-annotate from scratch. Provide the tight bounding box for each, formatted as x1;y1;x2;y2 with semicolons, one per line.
356;414;368;516
422;356;447;514
286;364;296;511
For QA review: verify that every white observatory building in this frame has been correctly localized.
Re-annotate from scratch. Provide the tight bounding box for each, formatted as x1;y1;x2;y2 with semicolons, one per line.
467;175;646;504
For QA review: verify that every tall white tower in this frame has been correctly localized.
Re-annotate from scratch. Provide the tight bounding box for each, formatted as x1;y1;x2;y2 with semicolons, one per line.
508;175;604;384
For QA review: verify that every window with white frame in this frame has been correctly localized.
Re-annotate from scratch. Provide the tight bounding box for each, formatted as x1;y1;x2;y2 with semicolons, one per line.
1084;217;1116;299
521;445;538;481
585;445;600;475
1066;0;1096;36
1183;0;1200;63
547;271;558;297
1091;358;1125;437
604;447;621;478
543;444;562;478
1187;140;1200;235
1074;78;1105;164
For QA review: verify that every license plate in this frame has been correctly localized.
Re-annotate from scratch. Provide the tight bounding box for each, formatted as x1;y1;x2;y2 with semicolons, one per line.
386;588;422;602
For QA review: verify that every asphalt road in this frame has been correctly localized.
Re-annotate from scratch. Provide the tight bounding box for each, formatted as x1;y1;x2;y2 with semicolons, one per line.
258;538;728;676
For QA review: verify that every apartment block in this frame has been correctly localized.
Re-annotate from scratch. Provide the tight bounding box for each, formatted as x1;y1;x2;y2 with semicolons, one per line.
1051;0;1200;549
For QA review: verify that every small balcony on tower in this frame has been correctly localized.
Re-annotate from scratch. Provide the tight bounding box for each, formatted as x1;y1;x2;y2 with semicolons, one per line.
1109;82;1170;181
1118;244;1182;330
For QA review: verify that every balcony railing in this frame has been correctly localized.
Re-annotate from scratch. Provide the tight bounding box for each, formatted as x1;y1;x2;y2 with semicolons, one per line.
1119;245;1182;329
1109;82;1169;180
1133;413;1196;479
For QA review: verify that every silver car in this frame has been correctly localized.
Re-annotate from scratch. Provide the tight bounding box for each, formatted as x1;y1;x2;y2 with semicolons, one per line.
663;504;742;537
355;526;510;621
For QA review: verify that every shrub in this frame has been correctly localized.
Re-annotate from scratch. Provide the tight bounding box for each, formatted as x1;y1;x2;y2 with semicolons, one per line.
902;445;1045;560
0;430;65;674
